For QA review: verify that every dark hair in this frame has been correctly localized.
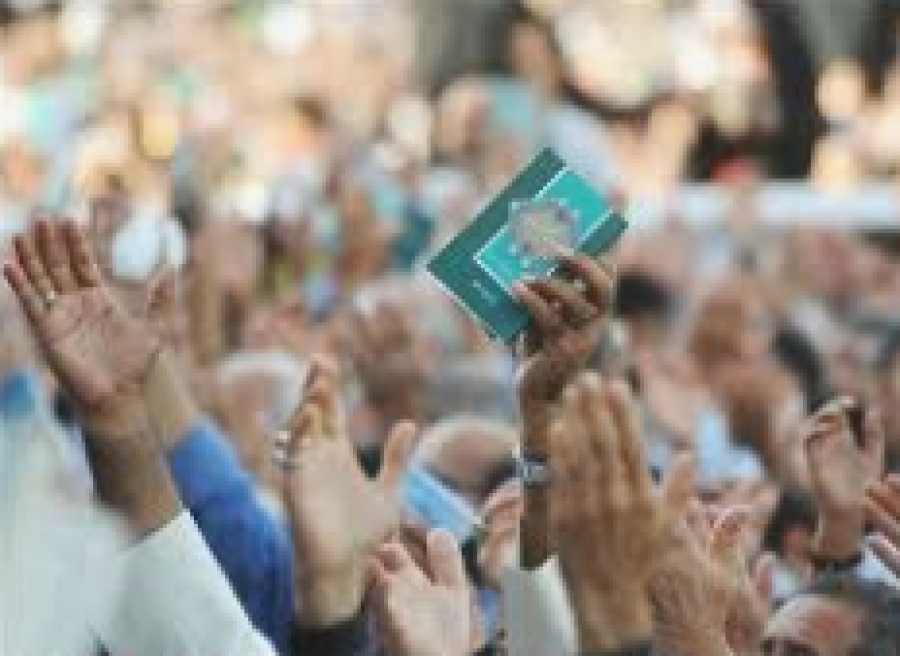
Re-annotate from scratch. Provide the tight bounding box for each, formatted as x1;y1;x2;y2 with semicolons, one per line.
875;327;900;375
803;574;900;656
772;323;831;413
762;487;817;555
613;271;674;322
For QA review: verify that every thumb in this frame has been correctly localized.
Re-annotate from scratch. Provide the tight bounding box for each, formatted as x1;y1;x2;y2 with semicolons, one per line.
378;420;419;490
663;453;695;511
427;529;467;590
753;552;776;606
148;269;177;317
710;506;752;567
864;405;886;473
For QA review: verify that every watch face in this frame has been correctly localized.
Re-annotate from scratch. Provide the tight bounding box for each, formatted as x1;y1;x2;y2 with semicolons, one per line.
509;199;577;259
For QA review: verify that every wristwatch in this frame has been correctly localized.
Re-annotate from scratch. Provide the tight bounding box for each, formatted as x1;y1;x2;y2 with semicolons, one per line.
517;454;552;488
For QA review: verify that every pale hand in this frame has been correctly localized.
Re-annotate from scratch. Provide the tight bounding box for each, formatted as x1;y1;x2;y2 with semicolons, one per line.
278;358;418;627
804;398;883;558
368;531;473;656
550;373;656;651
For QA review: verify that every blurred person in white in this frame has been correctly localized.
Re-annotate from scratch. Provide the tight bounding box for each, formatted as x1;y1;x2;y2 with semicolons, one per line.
2;218;275;656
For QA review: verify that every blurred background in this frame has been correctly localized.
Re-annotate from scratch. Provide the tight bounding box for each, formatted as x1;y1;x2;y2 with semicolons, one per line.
4;0;900;487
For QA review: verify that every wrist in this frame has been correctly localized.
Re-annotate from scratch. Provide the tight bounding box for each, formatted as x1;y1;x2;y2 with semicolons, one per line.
521;399;557;456
813;512;864;561
144;349;202;450
296;567;366;629
573;584;653;652
83;414;182;536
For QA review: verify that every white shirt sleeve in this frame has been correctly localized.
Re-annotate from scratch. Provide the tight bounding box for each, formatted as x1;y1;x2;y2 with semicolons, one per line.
96;511;276;656
502;556;577;656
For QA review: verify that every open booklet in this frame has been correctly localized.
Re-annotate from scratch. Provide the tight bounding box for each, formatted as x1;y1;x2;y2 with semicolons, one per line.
428;148;628;343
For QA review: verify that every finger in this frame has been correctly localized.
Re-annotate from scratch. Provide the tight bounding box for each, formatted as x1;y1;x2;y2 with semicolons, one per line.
559;253;614;308
350;310;379;369
37;219;78;293
378;421;419;490
863;406;885;473
575;373;619;490
513;281;565;335
427;529;468;589
305;375;341;438
529;278;597;325
548;415;584;522
870;534;900;579
374;541;427;587
753;552;776;605
710;506;752;555
605;378;651;495
285;406;317;456
148;269;178;318
482;485;524;520
3;262;44;326
367;556;394;590
13;231;54;300
61;221;102;287
866;483;900;521
662;453;695;511
865;494;900;546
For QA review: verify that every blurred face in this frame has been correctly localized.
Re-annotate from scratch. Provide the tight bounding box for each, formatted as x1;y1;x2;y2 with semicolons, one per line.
762;595;862;656
509;23;559;99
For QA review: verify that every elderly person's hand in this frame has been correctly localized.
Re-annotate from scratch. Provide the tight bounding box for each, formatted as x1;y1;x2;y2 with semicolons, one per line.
478;483;523;590
3;218;180;535
804;399;884;562
368;530;474;656
516;252;614;568
336;300;431;428
548;372;656;651
865;473;900;577
651;497;766;656
276;357;419;627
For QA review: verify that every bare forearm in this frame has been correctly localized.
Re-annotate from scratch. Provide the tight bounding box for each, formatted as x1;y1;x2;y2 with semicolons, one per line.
520;400;554;569
573;588;654;653
84;411;182;536
813;512;864;561
144;350;202;451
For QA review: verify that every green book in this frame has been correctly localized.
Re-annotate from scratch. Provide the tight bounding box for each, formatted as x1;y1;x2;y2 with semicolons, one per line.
428;148;628;343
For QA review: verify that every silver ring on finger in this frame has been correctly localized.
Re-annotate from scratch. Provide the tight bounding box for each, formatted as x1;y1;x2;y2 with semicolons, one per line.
43;290;58;310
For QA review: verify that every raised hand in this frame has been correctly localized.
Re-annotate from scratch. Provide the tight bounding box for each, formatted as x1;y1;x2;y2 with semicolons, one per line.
276;357;418;627
515;252;615;569
514;253;614;409
478;482;524;590
368;531;473;656
3;219;161;434
4;218;179;535
865;473;900;577
549;372;657;651
803;398;884;560
652;498;766;656
337;300;430;427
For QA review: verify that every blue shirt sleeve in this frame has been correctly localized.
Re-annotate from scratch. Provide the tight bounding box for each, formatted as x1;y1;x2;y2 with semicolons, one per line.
168;420;295;655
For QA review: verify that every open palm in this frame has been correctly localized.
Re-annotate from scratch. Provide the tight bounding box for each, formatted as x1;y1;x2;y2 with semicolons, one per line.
4;220;159;422
278;358;418;626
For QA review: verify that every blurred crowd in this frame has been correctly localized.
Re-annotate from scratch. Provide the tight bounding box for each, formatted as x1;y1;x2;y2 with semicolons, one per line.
5;1;900;655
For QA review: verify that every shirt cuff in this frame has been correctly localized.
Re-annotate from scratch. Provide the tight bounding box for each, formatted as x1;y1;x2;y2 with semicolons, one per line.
292;612;374;656
97;511;275;656
167;420;247;508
